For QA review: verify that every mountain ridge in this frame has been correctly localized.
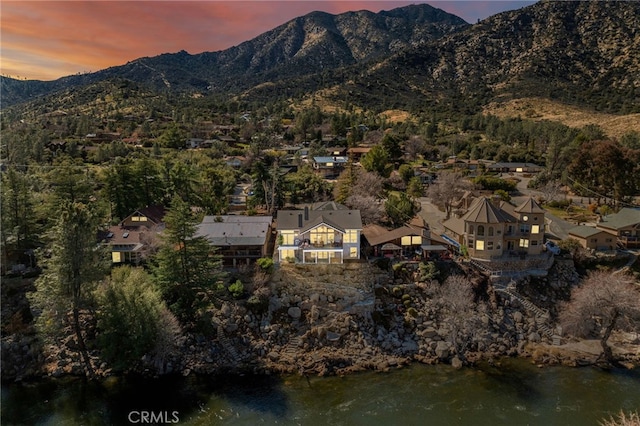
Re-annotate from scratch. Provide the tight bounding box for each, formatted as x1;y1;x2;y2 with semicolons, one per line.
0;3;468;107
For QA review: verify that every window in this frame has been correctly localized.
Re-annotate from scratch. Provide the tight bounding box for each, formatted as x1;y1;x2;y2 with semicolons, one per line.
112;252;122;263
487;241;494;250
280;231;296;245
532;240;538;246
131;216;147;222
401;236;412;246
476;240;484;250
412;236;422;245
477;225;485;236
520;224;530;233
468;225;474;234
344;230;358;243
488;227;494;236
311;226;335;245
531;225;540;234
281;249;295;261
350;247;358;258
519;239;529;248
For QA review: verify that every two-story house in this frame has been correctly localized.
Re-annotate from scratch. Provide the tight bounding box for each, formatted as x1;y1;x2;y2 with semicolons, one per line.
443;197;545;260
312;156;348;179
276;202;362;264
101;205;166;264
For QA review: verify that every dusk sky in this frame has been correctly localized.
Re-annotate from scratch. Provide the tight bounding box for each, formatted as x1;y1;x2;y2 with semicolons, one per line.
1;1;536;81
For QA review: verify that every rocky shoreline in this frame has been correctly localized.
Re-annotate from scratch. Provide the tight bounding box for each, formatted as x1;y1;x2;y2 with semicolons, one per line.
2;260;639;383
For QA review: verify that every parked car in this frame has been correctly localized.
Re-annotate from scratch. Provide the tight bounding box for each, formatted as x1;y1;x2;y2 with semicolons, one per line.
545;240;561;255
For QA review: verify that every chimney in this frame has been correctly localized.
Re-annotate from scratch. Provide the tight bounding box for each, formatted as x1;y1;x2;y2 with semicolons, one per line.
304;206;309;221
298;214;303;228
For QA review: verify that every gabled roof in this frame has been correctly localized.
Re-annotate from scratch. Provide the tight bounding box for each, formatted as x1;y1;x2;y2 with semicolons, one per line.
277;207;362;231
299;214;345;234
312;201;349;211
598;208;640;231
125;205;166;224
568;226;609;239
462;198;515;224
514;197;545;214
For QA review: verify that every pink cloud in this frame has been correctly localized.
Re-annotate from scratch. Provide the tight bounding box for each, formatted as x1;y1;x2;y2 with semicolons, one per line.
0;1;533;80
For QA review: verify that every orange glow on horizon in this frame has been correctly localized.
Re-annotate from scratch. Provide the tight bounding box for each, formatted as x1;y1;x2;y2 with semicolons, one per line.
0;1;535;81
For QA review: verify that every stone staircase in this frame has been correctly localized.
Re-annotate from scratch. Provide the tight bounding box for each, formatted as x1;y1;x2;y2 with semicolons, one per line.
215;322;244;363
494;283;554;339
282;336;303;362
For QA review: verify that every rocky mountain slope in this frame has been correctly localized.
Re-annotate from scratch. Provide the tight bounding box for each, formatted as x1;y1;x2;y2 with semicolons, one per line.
2;1;639;116
0;3;467;108
333;0;640;113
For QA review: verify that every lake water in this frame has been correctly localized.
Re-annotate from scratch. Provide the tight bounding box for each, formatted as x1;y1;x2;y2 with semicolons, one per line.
2;359;639;425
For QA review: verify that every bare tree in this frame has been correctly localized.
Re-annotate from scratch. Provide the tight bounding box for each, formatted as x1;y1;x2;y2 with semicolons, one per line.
437;275;486;360
404;135;426;161
540;179;564;203
354;170;384;198
346;194;384;225
559;271;640;364
427;171;472;219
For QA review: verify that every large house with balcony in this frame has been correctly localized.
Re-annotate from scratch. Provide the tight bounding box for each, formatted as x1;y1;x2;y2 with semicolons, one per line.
442;197;545;261
276;202;362;264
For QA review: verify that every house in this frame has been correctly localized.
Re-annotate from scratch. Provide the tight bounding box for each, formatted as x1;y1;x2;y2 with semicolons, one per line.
186;138;205;149
347;146;372;162
102;205;166;264
442;197;546;260
362;216;441;260
568;226;616;250
195;215;273;267
312;156;348;179
276;202;362;264
486;162;543;173
596;207;640;248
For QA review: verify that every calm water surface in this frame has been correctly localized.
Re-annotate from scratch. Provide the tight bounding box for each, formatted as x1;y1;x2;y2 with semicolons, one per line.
2;359;639;425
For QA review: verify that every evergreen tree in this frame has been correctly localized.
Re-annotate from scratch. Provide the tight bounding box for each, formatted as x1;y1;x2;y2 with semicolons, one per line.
152;196;225;325
96;266;180;371
30;199;109;378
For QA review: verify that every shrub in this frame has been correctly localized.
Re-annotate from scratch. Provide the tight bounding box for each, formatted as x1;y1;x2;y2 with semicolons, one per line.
228;280;244;299
256;257;275;273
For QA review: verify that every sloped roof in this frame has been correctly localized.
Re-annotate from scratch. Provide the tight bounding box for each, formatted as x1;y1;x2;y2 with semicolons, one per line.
514;197;545;214
462;198;515;224
568;226;609;239
362;224;424;246
442;216;465;236
195;215;272;246
598;208;640;231
277;207;362;231
299;214;345;234
125;205;166;224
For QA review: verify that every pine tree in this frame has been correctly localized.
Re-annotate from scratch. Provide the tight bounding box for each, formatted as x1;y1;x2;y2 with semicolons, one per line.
152;196;225;326
30;200;109;378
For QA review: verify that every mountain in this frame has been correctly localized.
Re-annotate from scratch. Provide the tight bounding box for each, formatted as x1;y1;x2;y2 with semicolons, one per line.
0;4;468;108
328;0;640;114
2;1;639;118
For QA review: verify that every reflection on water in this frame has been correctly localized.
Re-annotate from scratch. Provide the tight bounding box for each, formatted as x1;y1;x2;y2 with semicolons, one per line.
2;359;639;425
